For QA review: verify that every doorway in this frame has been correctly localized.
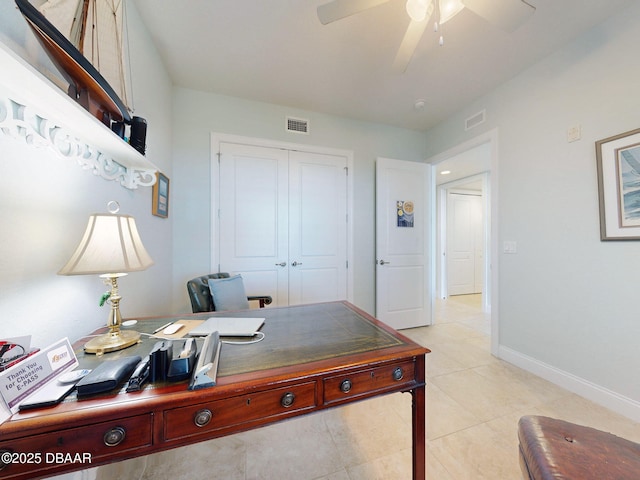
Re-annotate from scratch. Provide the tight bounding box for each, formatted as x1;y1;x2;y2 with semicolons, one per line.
428;129;499;355
445;182;484;296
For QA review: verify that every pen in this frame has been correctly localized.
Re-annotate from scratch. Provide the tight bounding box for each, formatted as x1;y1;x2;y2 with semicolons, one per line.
153;322;173;334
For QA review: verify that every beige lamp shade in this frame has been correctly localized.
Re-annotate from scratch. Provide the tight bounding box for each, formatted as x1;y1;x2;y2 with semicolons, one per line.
59;213;154;275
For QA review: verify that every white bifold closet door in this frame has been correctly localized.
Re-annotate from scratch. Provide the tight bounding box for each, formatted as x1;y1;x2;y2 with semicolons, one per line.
218;142;348;307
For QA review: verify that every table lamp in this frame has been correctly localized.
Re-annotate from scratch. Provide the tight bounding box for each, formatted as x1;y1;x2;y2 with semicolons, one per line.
59;202;154;354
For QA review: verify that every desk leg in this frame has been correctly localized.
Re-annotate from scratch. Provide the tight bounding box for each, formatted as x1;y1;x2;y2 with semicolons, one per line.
412;355;426;480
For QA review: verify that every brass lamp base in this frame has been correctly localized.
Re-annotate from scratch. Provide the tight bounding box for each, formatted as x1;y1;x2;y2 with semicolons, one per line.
84;329;141;355
85;273;140;355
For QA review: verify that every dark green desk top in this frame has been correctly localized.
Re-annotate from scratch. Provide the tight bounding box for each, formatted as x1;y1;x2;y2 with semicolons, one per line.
75;301;410;381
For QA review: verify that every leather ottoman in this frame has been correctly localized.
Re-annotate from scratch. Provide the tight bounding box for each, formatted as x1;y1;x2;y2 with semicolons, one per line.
518;415;640;479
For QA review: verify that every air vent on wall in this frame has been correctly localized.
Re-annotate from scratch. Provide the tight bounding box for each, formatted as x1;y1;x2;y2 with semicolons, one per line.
286;116;310;134
465;110;486;131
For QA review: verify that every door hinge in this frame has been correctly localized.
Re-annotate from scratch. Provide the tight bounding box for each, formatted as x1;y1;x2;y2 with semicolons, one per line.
346;260;349;268
344;166;348;175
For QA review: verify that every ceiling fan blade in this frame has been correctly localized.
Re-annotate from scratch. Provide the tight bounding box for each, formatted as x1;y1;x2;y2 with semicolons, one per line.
317;0;391;25
462;0;535;32
392;18;429;73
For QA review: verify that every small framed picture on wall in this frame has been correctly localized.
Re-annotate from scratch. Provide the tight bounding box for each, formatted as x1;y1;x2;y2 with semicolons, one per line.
152;172;169;218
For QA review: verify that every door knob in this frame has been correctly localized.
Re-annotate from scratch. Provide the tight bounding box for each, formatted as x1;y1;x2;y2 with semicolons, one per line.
275;262;287;267
291;261;303;267
378;259;391;265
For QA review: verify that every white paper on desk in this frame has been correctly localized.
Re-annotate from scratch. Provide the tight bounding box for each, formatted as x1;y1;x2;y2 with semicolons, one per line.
0;338;77;415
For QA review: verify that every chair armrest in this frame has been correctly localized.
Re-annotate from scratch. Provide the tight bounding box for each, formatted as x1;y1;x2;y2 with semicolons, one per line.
247;295;273;308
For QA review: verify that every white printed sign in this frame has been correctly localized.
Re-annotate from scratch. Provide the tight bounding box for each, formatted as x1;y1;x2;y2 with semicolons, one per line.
0;338;77;414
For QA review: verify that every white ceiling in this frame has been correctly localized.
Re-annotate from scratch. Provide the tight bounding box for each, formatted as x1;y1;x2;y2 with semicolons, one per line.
131;0;632;132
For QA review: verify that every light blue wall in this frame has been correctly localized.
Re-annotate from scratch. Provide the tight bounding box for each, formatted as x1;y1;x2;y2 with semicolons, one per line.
424;2;640;415
170;88;427;314
0;1;173;346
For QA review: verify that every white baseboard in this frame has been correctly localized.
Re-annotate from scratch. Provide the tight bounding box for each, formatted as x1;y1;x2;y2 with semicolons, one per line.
498;346;640;422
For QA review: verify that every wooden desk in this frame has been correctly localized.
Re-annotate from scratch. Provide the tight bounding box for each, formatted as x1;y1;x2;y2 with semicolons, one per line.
0;302;429;479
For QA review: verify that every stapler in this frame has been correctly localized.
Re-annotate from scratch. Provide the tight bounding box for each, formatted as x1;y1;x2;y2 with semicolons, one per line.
126;356;151;392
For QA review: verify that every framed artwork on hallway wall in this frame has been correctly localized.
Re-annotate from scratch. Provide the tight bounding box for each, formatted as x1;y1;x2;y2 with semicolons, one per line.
596;128;640;240
152;172;170;218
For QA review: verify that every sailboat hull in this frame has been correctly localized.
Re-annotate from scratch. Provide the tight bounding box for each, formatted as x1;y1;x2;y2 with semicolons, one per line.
15;0;131;124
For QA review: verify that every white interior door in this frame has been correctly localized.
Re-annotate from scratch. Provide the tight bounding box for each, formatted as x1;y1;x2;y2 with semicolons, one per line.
447;192;483;295
289;151;348;305
218;142;289;305
376;158;431;329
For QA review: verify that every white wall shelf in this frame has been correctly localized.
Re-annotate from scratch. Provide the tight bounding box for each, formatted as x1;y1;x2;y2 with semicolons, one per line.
0;41;158;189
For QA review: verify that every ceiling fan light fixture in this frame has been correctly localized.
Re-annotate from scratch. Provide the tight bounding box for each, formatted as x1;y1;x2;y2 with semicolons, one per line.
438;0;464;24
406;0;434;22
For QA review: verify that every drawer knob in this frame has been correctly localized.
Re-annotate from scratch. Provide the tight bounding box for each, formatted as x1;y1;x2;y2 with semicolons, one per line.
194;408;213;427
103;426;126;447
392;367;404;381
280;392;296;408
340;379;352;393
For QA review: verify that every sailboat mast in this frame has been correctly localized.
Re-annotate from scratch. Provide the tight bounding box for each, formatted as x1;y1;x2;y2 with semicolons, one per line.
77;0;90;55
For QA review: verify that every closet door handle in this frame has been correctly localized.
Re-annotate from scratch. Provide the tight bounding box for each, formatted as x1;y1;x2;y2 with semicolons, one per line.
275;262;287;267
291;261;303;267
378;259;391;265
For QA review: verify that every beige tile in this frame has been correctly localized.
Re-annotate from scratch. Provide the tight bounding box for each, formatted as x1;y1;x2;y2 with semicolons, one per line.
426;447;456;480
472;361;571;408
95;456;148;480
325;397;412;468
424;347;468;378
426;382;482;440
241;414;344;480
314;469;352;480
429;422;521;480
346;448;413;480
430;368;523;422
140;435;246;480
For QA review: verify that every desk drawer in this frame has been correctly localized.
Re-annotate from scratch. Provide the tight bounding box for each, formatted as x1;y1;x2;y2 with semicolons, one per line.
0;414;152;479
323;361;415;404
164;381;317;441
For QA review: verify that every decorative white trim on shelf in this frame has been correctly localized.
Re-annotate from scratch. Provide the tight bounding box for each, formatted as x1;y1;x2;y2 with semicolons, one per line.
0;95;155;189
0;41;158;190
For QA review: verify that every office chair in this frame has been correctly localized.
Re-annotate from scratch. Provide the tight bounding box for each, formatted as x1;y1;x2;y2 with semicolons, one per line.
186;273;272;313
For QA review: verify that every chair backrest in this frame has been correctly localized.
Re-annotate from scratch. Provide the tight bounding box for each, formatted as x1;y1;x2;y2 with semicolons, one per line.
186;273;230;313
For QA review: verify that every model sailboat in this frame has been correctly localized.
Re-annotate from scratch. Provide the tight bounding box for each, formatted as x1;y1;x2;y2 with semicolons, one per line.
15;0;133;127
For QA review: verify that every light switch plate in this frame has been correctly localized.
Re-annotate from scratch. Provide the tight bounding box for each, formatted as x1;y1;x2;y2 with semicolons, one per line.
503;241;517;254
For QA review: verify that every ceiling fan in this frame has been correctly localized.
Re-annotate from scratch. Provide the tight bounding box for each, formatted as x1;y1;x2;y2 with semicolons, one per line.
317;0;536;73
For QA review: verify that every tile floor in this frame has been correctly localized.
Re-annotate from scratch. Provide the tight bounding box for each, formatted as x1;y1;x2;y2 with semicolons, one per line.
90;295;640;479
